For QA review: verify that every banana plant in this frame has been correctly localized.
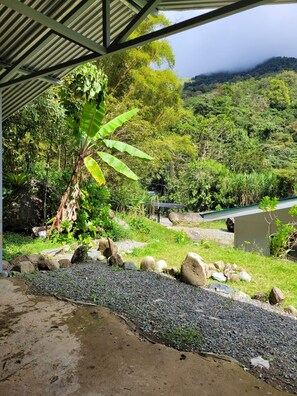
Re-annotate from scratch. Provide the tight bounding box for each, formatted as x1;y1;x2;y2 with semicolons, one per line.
53;101;153;229
81;101;152;185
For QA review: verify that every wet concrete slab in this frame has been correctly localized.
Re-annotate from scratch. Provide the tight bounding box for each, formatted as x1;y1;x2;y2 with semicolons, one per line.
0;278;292;396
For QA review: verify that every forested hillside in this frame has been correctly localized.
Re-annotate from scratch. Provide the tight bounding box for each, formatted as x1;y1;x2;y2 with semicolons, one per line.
3;16;297;234
184;56;297;94
175;68;297;210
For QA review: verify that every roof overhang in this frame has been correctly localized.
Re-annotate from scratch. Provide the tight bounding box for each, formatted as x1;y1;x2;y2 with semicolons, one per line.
1;0;297;119
201;196;297;221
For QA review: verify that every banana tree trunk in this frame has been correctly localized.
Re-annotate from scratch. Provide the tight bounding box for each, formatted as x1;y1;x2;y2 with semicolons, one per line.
52;155;84;230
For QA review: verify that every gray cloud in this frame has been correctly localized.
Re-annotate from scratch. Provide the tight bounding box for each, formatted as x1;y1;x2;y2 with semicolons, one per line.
164;5;297;77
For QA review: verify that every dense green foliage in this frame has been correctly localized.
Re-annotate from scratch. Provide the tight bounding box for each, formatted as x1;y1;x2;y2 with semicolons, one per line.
184;56;297;94
175;67;297;209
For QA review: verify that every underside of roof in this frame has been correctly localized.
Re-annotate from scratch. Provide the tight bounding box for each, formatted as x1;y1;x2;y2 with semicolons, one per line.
1;0;296;119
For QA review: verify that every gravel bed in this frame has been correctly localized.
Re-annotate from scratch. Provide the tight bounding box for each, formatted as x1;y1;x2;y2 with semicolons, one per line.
29;263;297;394
115;239;147;253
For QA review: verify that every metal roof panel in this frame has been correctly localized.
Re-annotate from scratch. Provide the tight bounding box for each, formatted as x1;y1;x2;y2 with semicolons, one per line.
201;196;297;221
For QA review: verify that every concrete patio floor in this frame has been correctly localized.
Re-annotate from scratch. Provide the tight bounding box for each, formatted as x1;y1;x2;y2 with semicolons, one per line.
0;278;292;396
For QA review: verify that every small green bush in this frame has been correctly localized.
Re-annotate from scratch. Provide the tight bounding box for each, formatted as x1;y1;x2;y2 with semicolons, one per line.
174;230;189;244
164;326;203;350
109;179;150;214
105;221;129;241
74;182;112;238
128;217;151;234
271;220;295;257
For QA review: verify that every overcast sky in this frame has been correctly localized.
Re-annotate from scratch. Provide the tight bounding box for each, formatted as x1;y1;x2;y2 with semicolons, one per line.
164;4;297;78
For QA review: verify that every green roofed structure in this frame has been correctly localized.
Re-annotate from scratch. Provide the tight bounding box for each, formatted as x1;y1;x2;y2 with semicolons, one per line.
201;196;297;255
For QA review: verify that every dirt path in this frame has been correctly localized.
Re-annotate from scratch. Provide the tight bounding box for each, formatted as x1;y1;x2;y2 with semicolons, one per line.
159;216;234;246
0;278;292;396
174;226;234;246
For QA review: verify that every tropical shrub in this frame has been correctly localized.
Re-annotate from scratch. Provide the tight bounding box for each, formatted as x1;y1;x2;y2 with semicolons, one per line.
109;179;150;213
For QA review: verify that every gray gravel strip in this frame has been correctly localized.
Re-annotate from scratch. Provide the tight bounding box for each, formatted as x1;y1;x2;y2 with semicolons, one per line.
29;263;297;394
115;239;147;253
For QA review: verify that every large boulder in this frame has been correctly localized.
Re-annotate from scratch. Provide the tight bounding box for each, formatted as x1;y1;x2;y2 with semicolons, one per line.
253;292;267;302
269;286;285;305
12;261;35;274
163;267;180;279
140;256;155;272
58;259;72;269
284;306;297;316
208;282;233;295
213;260;225;271
211;271;226;282
229;274;241;283
239;271;252;282
180;252;207;287
98;238;118;259
2;260;10;271
71;245;88;264
38;258;60;271
108;254;124;267
168;212;203;225
155;260;167;273
123;262;138;271
10;255;29;267
27;254;45;267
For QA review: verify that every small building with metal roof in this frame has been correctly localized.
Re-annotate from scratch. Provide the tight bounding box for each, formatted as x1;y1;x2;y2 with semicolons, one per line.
201;196;297;255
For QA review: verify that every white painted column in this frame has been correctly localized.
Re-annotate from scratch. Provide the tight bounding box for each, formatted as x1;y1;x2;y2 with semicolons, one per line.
0;91;2;271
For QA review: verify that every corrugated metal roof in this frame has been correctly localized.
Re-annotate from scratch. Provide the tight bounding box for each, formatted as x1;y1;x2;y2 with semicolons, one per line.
201;196;297;221
0;0;135;118
1;0;297;119
158;0;295;9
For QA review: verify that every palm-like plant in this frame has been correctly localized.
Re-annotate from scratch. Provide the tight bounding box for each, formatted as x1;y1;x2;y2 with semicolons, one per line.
53;101;152;230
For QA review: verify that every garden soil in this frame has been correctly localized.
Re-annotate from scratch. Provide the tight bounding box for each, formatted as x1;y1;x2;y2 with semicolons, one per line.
0;278;292;396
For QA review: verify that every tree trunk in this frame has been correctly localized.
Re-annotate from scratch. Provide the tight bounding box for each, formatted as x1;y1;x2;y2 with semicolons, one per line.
52;155;84;230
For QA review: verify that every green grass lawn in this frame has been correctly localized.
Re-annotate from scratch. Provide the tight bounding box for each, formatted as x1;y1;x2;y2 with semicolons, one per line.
3;216;297;308
174;219;227;229
3;232;66;261
124;215;297;308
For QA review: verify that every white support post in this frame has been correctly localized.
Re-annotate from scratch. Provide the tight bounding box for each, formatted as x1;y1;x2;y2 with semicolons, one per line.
0;91;2;271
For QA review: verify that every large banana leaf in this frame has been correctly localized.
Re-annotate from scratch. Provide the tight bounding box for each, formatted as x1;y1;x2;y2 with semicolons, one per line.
102;139;153;160
95;108;139;139
84;156;106;185
98;151;138;180
80;101;105;138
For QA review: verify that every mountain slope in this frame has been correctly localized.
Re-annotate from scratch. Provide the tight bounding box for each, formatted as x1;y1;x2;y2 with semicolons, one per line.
184;56;297;95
